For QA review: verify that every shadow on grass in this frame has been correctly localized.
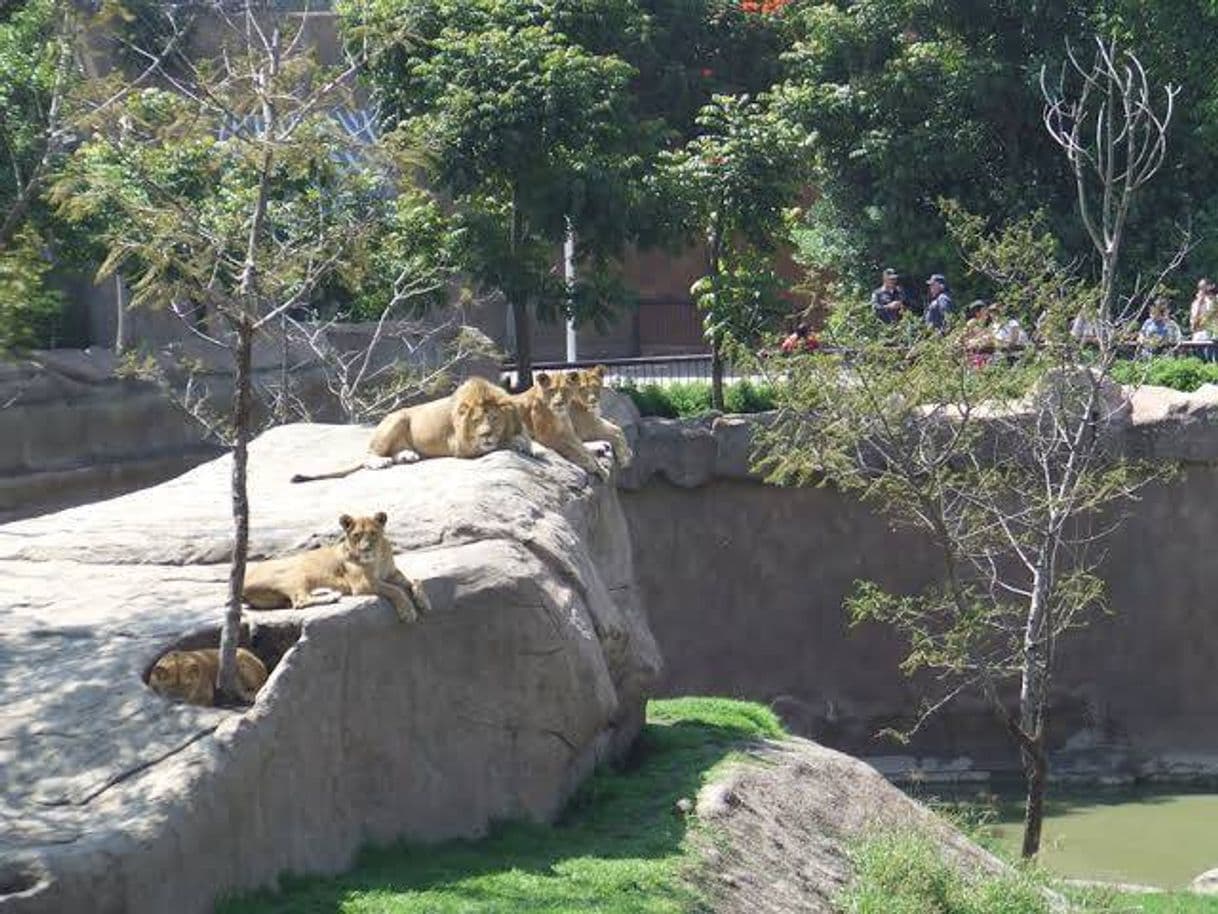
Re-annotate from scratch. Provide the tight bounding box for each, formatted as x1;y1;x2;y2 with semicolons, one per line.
219;700;778;914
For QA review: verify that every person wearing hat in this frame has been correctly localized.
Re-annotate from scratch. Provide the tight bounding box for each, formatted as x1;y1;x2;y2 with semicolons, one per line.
870;267;908;324
924;274;954;331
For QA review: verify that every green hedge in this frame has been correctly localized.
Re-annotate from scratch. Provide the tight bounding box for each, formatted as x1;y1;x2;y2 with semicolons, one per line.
614;379;777;418
1110;356;1218;392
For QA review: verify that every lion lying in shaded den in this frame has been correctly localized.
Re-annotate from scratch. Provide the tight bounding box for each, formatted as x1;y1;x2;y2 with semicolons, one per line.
242;512;428;622
148;647;267;707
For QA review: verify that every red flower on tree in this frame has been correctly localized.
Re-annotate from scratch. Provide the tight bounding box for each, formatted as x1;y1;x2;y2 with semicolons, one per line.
739;0;791;12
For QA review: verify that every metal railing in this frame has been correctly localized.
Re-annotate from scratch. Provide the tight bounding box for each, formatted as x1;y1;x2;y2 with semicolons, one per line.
500;338;1218;389
502;353;734;388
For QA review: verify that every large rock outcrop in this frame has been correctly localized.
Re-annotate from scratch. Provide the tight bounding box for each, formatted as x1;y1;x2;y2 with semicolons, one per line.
0;424;660;914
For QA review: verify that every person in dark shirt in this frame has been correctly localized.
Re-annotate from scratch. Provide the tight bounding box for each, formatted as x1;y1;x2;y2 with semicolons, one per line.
924;273;954;331
870;268;908;324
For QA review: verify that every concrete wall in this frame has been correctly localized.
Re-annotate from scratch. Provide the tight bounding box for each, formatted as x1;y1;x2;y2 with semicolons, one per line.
616;395;1218;781
0;324;499;522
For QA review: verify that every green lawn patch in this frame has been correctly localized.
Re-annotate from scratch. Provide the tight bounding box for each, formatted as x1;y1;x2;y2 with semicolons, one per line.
1071;888;1218;914
836;831;1053;914
218;697;784;914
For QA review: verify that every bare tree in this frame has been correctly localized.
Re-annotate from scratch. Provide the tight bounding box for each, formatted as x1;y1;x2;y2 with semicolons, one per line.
756;41;1185;852
286;315;495;424
1041;39;1180;321
55;0;439;702
755;214;1175;857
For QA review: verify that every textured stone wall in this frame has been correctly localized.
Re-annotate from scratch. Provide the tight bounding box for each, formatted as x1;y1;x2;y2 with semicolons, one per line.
617;386;1218;780
0;327;498;522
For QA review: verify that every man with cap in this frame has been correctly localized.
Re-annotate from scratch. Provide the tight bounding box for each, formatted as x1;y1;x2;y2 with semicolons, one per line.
870;267;908;324
924;273;954;332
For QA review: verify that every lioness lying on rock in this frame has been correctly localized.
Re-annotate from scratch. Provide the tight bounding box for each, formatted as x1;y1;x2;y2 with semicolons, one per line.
148;647;267;707
242;512;428;622
291;376;529;483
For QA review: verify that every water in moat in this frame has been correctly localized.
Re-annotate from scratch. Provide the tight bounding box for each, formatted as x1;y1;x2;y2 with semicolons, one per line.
909;784;1218;888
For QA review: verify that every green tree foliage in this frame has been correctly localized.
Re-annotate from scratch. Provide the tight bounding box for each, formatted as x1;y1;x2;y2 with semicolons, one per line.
55;6;450;700
777;0;1218;297
0;0;68;350
351;0;649;385
655;92;806;406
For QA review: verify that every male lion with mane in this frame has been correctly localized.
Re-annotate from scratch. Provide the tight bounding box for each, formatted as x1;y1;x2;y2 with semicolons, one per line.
243;512;428;622
290;376;530;483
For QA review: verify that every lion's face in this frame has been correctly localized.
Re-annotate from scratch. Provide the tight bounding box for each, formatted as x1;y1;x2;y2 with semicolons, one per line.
458;398;511;455
339;512;389;564
573;367;606;414
148;652;199;698
535;371;578;417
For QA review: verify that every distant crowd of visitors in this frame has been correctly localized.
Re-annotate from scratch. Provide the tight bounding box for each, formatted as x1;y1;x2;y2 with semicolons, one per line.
778;268;1218;361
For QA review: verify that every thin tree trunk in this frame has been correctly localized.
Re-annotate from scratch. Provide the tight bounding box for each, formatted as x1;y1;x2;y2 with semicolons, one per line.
216;22;277;699
708;217;724;411
711;335;724;411
216;318;252;703
114;275;125;354
1018;564;1052;857
508;189;533;391
1022;736;1048;859
512;298;533;392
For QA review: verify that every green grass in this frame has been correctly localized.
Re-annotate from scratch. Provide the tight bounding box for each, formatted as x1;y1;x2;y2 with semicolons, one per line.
218;698;784;914
1073;888;1218;914
839;832;1218;914
836;831;1054;914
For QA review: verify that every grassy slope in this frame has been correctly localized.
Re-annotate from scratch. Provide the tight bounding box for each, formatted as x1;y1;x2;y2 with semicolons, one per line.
219;698;784;914
219;696;1217;914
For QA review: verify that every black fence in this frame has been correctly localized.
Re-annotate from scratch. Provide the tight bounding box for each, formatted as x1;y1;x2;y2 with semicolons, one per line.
501;339;1218;390
501;354;728;388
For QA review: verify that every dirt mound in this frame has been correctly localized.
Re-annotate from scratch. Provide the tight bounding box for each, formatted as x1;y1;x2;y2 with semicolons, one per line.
693;737;1010;913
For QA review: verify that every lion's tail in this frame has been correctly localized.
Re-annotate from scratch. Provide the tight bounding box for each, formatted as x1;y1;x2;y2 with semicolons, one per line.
289;461;365;484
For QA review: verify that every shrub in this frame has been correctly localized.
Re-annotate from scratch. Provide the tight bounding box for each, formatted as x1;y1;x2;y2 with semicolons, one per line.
1110;356;1218;392
615;379;776;418
0;229;67;351
837;831;1051;914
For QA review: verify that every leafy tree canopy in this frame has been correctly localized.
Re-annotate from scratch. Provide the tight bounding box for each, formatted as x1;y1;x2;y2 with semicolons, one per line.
777;0;1218;304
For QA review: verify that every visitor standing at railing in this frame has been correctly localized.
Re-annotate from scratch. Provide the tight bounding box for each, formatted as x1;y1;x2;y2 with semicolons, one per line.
1190;279;1217;339
1138;298;1183;357
990;301;1029;349
870;268;909;324
924;274;955;332
780;323;820;354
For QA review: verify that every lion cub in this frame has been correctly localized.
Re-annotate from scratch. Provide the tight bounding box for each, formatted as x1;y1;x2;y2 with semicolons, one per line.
568;366;632;468
513;371;610;480
148;647;268;707
242;512;428;622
